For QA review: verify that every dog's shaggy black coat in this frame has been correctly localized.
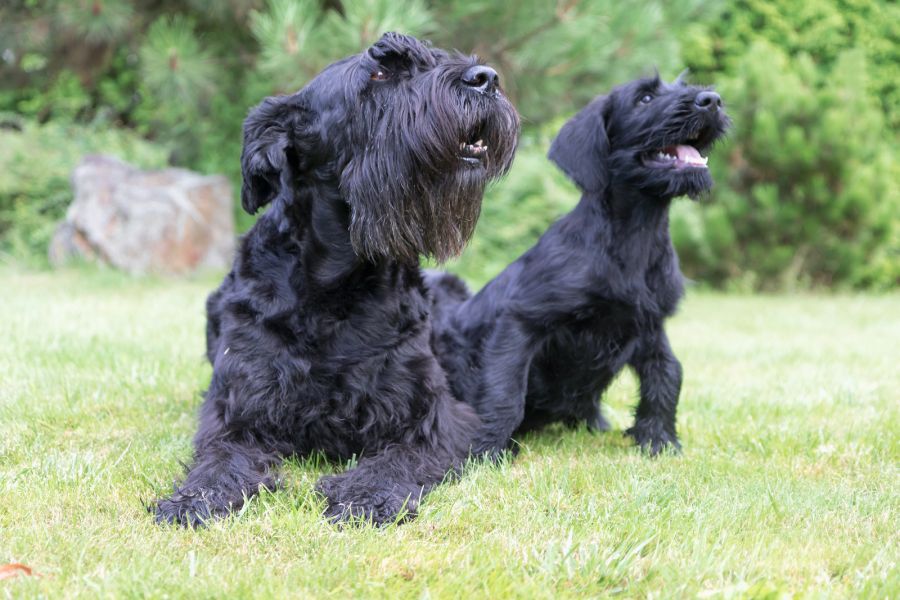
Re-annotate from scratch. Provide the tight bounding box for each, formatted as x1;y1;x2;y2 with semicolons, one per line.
152;32;519;526
428;74;729;456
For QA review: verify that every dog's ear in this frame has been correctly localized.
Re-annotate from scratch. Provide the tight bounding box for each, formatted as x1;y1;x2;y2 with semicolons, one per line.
674;68;690;86
240;94;310;214
548;96;609;193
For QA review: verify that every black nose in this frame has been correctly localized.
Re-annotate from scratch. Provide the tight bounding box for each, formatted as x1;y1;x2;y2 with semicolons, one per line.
695;91;722;112
462;65;499;94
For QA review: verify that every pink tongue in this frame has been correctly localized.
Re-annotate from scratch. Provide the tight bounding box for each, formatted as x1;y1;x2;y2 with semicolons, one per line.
675;145;701;161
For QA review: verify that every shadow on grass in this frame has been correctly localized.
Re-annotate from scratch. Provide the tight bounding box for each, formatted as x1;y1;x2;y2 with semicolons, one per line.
513;423;639;458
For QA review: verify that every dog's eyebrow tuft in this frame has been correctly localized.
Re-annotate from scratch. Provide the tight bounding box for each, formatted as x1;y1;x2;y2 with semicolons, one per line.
640;77;662;91
369;32;437;69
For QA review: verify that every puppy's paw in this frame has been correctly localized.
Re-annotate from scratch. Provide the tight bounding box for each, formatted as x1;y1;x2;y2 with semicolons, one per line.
625;420;681;456
315;475;419;527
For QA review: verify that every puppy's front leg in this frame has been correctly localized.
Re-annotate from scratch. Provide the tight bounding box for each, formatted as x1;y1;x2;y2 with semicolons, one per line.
472;317;533;457
626;326;682;455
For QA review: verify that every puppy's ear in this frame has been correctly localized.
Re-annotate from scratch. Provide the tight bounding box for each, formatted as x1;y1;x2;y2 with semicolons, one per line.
548;96;609;193
240;94;310;214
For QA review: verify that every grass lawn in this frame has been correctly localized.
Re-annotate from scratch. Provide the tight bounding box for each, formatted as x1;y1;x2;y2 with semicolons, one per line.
1;266;897;598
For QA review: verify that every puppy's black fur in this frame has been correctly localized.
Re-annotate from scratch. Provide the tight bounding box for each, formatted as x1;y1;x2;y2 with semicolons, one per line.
152;33;519;526
428;74;729;456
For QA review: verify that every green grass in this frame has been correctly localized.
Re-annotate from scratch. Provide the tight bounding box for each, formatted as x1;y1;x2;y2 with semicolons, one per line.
1;266;897;598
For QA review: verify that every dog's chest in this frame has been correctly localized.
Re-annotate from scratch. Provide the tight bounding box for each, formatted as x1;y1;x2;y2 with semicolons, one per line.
261;295;434;456
563;268;679;359
570;302;640;349
601;248;683;319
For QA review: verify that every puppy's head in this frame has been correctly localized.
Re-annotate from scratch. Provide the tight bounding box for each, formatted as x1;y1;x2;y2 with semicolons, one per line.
549;72;730;200
239;32;520;264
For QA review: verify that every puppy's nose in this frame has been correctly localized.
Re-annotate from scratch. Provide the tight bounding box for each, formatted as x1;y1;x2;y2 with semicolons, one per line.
695;91;722;112
462;65;499;94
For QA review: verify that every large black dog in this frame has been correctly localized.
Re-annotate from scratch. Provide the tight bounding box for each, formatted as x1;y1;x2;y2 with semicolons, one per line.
152;33;519;526
428;74;729;456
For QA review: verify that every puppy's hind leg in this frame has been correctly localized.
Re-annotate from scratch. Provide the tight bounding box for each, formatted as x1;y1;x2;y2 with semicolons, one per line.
471;317;534;457
585;403;611;432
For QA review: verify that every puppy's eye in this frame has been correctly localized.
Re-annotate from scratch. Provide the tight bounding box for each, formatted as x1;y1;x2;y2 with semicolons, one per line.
371;69;390;81
640;94;653;104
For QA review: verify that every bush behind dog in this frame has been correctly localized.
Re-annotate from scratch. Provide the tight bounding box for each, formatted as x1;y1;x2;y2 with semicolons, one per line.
672;43;899;290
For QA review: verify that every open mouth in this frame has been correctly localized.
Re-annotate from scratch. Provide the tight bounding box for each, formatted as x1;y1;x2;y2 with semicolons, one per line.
458;139;487;163
645;145;708;169
458;127;488;164
642;129;715;170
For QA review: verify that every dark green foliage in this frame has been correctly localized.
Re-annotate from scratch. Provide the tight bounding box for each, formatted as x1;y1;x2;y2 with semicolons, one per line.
0;0;700;268
674;0;899;289
429;0;711;124
0;0;895;288
683;0;900;130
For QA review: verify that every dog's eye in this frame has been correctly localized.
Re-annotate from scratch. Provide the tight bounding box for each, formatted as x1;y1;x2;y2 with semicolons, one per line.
640;94;653;104
371;69;391;81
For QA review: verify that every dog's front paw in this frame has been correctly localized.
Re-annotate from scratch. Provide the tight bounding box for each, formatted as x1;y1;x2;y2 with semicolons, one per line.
625;420;681;456
315;475;419;526
151;488;232;528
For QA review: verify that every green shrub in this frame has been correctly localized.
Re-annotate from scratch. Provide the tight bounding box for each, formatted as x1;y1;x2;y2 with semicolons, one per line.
3;1;895;289
682;0;900;130
672;42;899;289
673;0;900;289
0;117;169;263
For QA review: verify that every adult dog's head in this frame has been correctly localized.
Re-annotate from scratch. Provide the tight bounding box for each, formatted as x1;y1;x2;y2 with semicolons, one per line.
240;32;520;264
549;72;730;200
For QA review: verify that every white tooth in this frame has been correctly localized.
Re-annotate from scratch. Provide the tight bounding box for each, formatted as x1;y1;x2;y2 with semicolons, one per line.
474;139;483;146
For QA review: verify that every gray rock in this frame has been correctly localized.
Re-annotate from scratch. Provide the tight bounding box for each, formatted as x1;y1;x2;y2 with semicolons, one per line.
50;155;235;275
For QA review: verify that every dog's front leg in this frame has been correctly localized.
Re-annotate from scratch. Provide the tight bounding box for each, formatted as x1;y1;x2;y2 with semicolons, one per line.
153;405;279;527
315;446;436;526
316;395;479;526
626;327;682;455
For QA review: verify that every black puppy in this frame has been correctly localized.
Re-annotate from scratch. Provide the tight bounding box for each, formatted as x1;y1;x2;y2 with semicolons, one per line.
152;32;519;526
428;74;729;456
